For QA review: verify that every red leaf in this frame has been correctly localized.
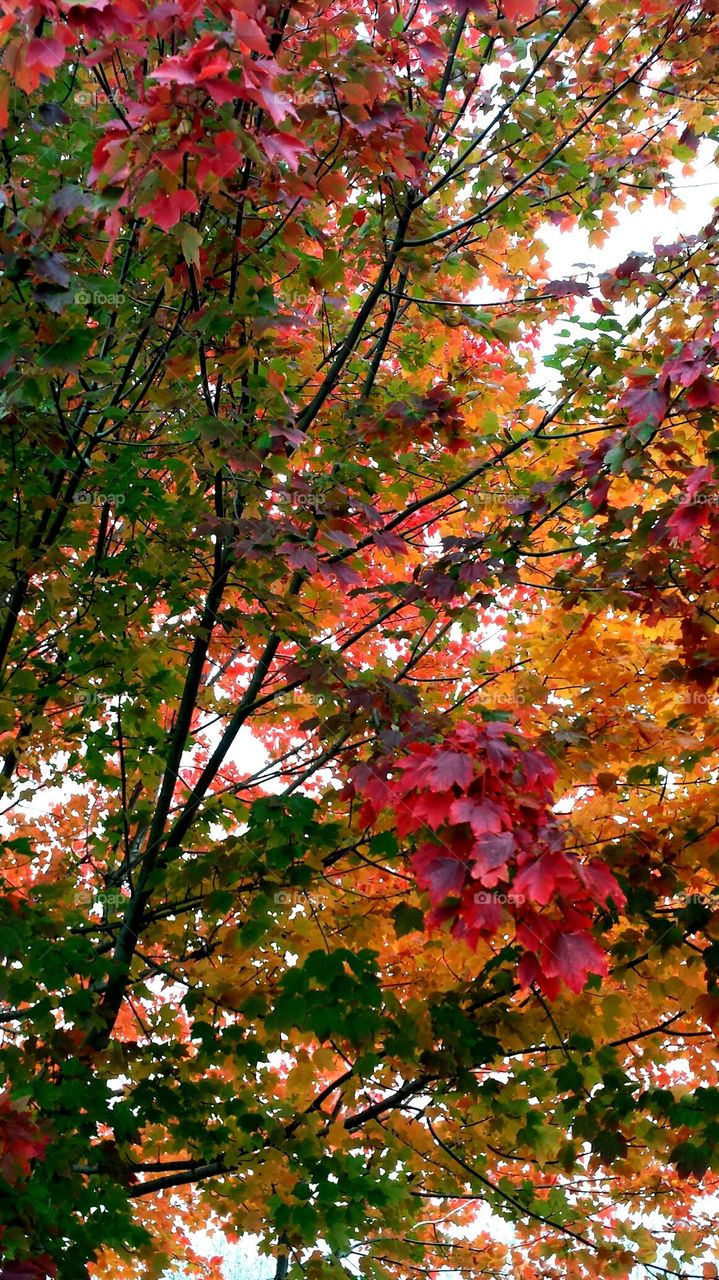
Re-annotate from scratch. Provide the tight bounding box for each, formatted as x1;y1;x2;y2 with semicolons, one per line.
261;131;306;172
323;561;363;589
232;13;272;54
459;890;506;936
512;851;577;905
661;342;707;388
399;790;454;832
0;1258;56;1280
541;930;608;994
411;842;465;905
588;476;611;512
449;795;504;837
25;35;66;70
423;750;474;792
518;950;562;1001
686;465;715;498
241;62;298;125
483;722;518;770
469;832;515;885
283;546;319;573
619;381;668;427
503;0;537;19
138;189;199;231
544;279;590;298
576;860;626;908
667;501;708;542
686;375;719;408
373;530;407;555
197;132;244;187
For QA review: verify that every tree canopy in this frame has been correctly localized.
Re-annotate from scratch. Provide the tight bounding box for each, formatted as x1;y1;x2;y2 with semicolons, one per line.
2;0;719;1277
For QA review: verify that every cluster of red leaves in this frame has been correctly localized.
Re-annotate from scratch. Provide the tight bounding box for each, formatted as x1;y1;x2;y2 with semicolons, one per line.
0;1092;54;1280
367;385;471;454
1;0;306;243
0;1261;57;1280
619;334;719;434
0;1092;49;1187
352;721;625;997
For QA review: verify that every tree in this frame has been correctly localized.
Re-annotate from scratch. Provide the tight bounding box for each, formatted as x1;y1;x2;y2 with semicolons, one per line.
1;0;719;1276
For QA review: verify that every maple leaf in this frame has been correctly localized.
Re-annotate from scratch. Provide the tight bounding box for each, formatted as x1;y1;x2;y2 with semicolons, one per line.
517;950;561;1001
512;851;577;905
686;375;719;408
506;0;546;23
232;13;272;55
587;476;611;512
483;722;520;769
0;1094;50;1185
197;133;244;187
666;502;708;542
373;530;408;555
541;930;609;994
0;1258;57;1280
138;189;199;231
422;750;474;792
685;466;715;499
449;795;505;836
443;0;491;12
399;789;454;832
282;546;319;573
459;890;507;937
544;279;591;298
240;61;298;125
411;842;466;905
619;381;668;427
261;132;307;172
575;860;626;908
661;342;708;387
469;831;515;885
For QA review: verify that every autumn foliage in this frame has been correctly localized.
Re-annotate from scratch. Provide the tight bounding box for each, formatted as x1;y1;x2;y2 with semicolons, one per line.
2;0;719;1277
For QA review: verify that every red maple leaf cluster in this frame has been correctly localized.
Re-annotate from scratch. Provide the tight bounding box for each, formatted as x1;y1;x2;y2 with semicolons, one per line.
352;721;625;996
0;1092;49;1188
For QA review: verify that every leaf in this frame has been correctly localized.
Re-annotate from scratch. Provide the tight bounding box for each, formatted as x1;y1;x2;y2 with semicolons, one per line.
178;223;202;268
595;771;618;792
411;843;466;905
261;132;306;172
503;0;537;17
449;796;505;836
232;13;272;55
667;502;707;542
619;381;668;427
423;751;474;792
544;279;591;298
469;832;515;884
38;328;94;369
391;902;425;937
541;931;608;994
138;189;199;231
